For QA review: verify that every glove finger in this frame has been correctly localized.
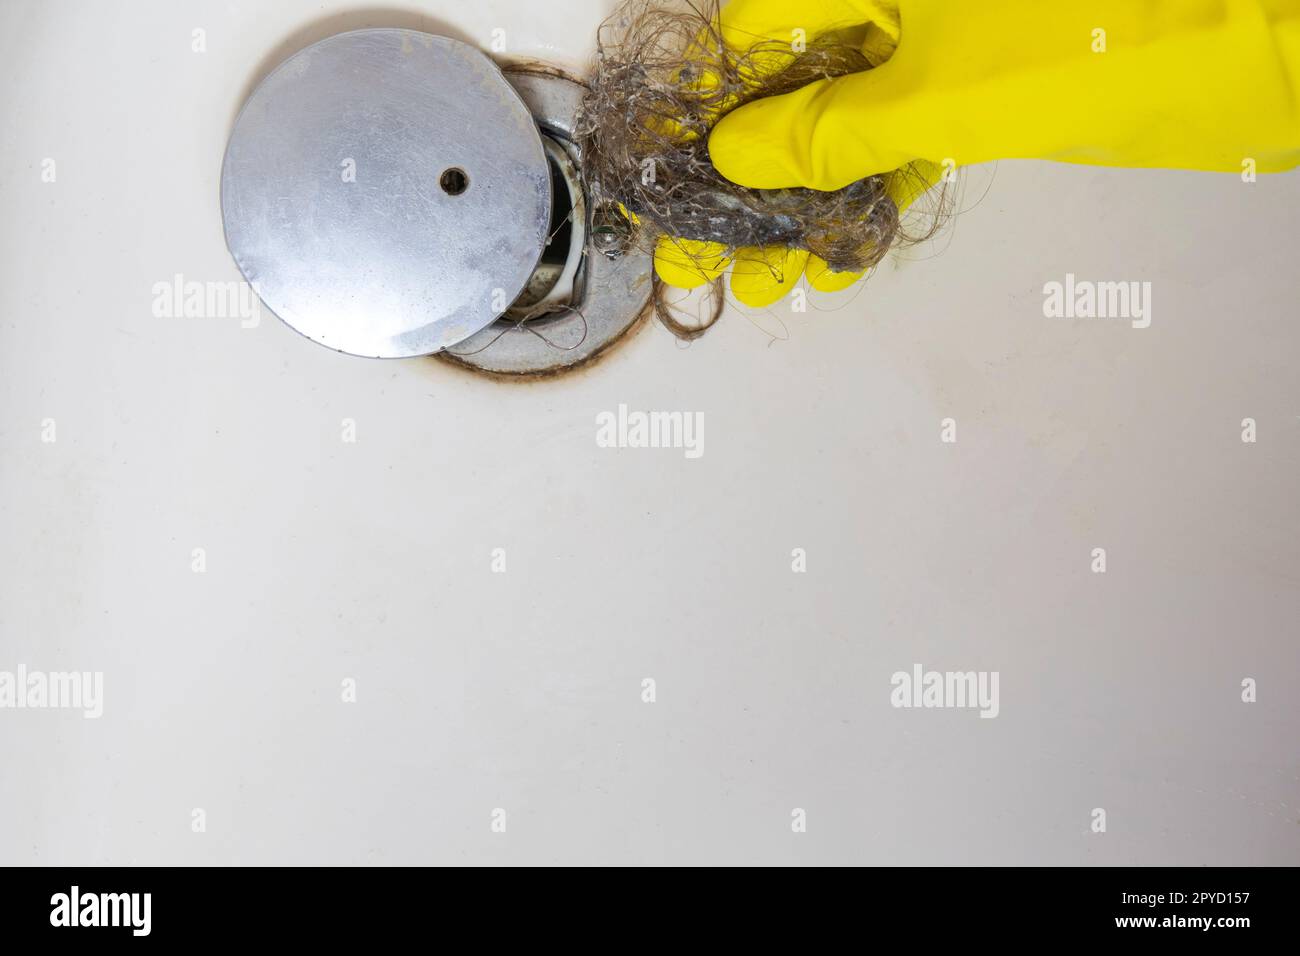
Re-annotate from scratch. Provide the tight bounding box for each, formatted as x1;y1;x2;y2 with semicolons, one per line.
886;158;946;213
683;0;898;107
709;69;910;189
805;255;864;293
801;158;943;292
729;246;809;307
654;236;733;289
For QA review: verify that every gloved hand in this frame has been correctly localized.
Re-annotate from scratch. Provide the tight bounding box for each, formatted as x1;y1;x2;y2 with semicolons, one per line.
658;0;1300;305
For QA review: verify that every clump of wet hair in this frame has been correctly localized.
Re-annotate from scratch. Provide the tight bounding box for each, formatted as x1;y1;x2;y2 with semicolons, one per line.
576;0;948;335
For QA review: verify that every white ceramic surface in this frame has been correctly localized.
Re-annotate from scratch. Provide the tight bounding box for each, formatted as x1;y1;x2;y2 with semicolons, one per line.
1;0;1296;865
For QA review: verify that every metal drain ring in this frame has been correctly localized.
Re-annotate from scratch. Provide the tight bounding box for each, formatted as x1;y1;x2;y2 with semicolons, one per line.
439;71;653;377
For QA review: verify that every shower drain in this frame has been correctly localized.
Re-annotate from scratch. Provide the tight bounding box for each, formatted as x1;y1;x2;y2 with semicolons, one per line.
439;70;653;377
220;29;651;376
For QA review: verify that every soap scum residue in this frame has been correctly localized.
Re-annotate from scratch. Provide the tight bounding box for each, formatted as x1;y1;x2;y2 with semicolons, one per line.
575;0;950;337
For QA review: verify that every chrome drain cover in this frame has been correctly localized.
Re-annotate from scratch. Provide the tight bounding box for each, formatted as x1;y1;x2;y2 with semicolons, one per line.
221;29;551;358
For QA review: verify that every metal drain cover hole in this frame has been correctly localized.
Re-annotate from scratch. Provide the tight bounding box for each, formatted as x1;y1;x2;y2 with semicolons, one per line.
439;166;469;195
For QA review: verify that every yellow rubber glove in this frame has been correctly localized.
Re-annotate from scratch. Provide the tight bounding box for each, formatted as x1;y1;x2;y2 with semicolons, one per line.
655;0;936;304
661;0;1300;304
714;0;1300;185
